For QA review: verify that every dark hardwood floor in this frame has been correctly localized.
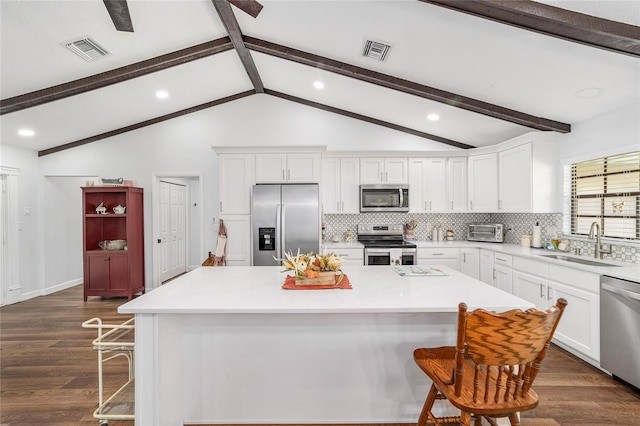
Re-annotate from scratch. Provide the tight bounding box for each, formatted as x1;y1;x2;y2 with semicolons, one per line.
1;285;639;425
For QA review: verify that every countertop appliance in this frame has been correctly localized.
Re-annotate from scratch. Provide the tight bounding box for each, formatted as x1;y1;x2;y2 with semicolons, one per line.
360;184;409;213
467;223;504;243
600;275;640;390
358;224;416;265
251;184;320;266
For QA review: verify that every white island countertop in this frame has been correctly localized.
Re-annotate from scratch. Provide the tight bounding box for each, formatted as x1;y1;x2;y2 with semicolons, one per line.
119;265;533;315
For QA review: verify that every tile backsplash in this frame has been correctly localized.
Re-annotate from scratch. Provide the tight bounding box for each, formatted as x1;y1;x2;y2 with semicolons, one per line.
324;212;638;264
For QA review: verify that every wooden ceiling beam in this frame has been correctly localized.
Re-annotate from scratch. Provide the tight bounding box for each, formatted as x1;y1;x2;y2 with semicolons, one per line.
38;90;256;157
421;0;640;58
1;38;234;115
103;0;134;32
265;89;475;149
211;0;264;93
244;36;570;133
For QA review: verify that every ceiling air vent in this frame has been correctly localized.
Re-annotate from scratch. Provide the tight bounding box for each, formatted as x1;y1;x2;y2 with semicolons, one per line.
64;37;110;62
362;39;391;62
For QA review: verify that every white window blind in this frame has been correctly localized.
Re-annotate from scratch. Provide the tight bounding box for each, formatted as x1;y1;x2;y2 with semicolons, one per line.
566;151;639;240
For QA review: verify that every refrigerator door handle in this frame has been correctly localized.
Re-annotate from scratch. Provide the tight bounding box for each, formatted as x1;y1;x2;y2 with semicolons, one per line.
281;204;286;255
276;204;282;259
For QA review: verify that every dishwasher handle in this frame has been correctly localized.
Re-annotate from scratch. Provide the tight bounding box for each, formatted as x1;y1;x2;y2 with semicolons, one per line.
602;282;640;302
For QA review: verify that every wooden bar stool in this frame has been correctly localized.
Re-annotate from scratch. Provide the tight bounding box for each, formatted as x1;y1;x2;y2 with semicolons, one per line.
414;298;567;426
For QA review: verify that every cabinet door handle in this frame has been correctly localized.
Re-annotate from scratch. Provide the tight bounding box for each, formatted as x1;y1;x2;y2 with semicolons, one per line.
451;201;453;210
341;201;344;211
103;257;110;262
539;283;545;298
287;169;290;181
429;201;432;211
470;200;473;210
463;253;466;263
385;172;388;182
282;169;285;181
547;285;553;301
220;201;222;211
432;253;444;256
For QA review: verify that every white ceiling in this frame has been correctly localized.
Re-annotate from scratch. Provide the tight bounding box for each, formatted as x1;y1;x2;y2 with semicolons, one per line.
1;0;639;153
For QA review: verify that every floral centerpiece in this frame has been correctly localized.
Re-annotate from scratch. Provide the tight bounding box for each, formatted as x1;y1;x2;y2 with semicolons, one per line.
276;250;344;286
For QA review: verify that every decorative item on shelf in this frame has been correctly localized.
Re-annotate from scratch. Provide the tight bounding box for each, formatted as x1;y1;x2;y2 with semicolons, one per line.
113;205;126;214
95;202;107;215
277;250;350;288
101;177;124;186
404;220;417;240
98;240;127;250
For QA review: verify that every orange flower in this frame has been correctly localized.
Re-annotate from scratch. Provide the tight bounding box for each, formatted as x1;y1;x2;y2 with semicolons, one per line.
304;269;320;279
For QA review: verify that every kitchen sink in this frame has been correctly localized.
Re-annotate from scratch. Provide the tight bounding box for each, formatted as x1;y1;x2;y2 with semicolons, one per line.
540;254;621;267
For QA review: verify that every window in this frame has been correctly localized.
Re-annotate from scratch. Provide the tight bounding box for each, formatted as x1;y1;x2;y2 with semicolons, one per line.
566;151;639;240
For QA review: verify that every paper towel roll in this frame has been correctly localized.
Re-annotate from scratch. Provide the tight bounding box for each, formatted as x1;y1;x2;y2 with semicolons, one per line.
532;225;542;248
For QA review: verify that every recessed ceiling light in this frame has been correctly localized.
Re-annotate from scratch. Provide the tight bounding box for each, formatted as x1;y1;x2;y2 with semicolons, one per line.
313;81;324;90
155;90;169;99
575;88;603;98
427;113;440;121
18;129;35;137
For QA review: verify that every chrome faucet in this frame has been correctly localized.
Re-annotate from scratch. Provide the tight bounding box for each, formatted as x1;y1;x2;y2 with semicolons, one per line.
588;221;611;259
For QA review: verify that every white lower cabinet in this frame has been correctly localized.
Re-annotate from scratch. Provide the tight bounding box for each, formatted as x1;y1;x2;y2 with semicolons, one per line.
493;253;513;294
460;248;479;280
418;248;460;271
323;247;363;266
219;215;251;266
512;257;600;363
479;250;494;285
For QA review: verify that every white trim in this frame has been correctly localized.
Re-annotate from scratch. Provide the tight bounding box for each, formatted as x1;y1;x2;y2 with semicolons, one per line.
212;145;326;154
560;144;640;165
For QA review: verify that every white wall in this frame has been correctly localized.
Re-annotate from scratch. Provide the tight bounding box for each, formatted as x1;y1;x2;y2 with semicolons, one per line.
1;145;43;301
43;176;93;292
557;100;640;164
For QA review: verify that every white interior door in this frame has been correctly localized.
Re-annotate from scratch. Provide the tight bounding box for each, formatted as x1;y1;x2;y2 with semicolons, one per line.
159;181;187;283
170;183;186;278
159;182;171;282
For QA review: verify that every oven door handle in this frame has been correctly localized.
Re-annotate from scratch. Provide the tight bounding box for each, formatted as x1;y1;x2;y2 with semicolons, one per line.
365;248;392;254
602;283;640;302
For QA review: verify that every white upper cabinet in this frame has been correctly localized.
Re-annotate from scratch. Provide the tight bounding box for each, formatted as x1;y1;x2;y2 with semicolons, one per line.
255;153;321;183
498;134;558;213
321;158;360;214
499;143;532;212
360;158;408;184
468;152;499;212
409;158;448;212
219;153;255;215
448;157;468;212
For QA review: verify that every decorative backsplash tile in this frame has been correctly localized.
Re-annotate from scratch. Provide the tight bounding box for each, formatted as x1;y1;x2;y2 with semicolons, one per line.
323;212;639;264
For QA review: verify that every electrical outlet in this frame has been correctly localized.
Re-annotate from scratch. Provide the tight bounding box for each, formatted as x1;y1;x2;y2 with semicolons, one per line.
23;207;31;216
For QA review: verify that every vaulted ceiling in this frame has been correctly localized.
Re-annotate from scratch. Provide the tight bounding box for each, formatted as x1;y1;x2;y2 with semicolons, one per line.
1;0;639;156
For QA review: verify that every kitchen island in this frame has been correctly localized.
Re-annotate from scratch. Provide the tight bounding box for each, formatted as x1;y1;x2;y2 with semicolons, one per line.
119;265;533;426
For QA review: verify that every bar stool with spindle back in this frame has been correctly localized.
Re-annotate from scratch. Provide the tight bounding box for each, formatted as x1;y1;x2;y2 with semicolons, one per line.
413;298;567;426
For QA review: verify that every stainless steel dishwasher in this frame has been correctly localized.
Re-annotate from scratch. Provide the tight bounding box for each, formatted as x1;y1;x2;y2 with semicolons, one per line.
600;275;640;390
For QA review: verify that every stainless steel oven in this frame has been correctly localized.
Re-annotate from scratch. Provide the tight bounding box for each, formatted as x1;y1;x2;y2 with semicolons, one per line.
364;247;416;265
357;224;416;266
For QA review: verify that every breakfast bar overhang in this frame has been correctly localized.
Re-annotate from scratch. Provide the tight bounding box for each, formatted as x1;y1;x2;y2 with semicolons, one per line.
119;265;534;426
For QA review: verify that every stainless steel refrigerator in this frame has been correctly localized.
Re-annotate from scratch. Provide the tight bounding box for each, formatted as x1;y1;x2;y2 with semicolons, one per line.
251;184;320;266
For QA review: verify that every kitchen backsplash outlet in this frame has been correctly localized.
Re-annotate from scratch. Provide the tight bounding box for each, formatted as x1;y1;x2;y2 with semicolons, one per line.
323;212;639;264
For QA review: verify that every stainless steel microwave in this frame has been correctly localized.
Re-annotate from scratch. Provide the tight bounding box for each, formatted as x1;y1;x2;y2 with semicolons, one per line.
467;223;504;243
360;184;409;212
